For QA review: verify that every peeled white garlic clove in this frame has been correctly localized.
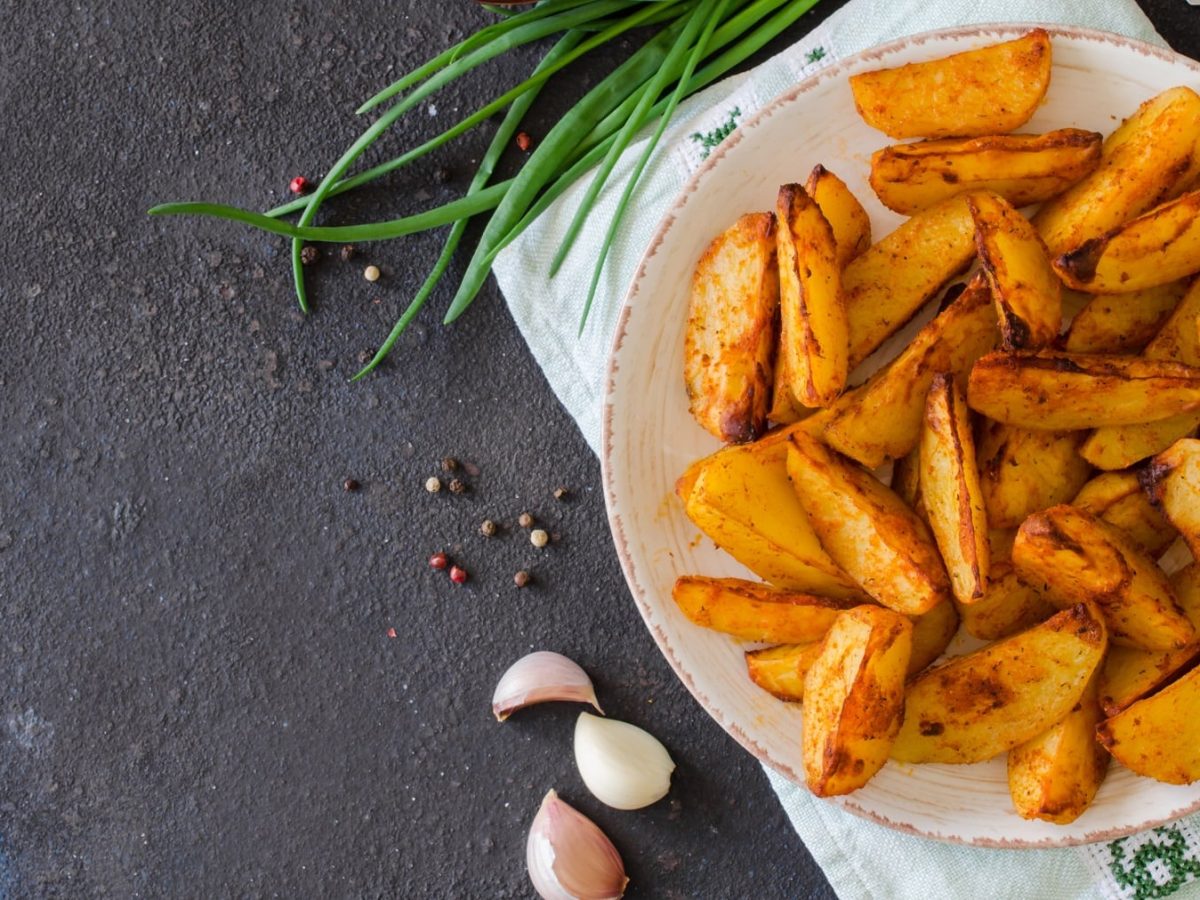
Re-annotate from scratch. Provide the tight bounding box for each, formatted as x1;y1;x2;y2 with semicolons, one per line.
526;789;628;900
573;712;675;810
493;651;604;722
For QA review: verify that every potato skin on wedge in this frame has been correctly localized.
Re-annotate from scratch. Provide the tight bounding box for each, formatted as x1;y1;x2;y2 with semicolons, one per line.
1063;280;1187;354
746;643;822;702
1073;471;1176;557
806;165;871;268
977;423;1091;530
1142;438;1200;557
849;29;1050;139
671;576;854;643
685;212;779;442
803;606;912;796
1097;663;1200;784
891;602;1106;764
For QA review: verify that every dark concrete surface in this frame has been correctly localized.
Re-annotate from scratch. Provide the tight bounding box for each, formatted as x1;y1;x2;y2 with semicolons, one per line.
0;1;1195;897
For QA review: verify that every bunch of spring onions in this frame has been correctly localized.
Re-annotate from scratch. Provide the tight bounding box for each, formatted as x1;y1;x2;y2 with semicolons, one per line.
150;0;822;379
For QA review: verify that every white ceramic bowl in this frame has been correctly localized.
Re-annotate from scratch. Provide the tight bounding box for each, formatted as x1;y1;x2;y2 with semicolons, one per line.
602;23;1200;846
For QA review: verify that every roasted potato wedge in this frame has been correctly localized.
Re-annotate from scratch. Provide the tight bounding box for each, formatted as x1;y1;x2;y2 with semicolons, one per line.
920;374;989;604
849;30;1051;139
909;599;959;675
671;576;854;643
976;423;1091;530
746;643;821;702
892;445;926;521
775;184;849;407
870;129;1102;215
787;430;952;615
823;274;998;467
1012;505;1194;650
1143;438;1200;557
1063;281;1187;354
806;165;871;268
1035;86;1200;257
891;602;1106;764
957;530;1057;641
803;606;912;795
969;192;1062;350
1007;671;1108;824
1073;471;1176;557
967;350;1200;431
1097;662;1200;784
685;212;779;442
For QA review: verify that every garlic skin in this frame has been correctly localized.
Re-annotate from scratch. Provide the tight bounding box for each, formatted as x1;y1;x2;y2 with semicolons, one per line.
573;712;675;810
493;651;603;722
526;790;628;900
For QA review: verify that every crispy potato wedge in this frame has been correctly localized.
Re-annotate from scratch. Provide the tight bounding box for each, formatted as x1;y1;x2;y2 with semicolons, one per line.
775;184;849;407
1097;662;1200;784
1056;190;1200;293
870;129;1102;215
920;374;989;604
909;599;959;675
1034;86;1200;257
844;194;978;368
787;431;953;615
1081;280;1200;469
682;438;862;597
849;30;1050;140
685;212;779;442
671;576;854;643
823;274;998;467
891;602;1106;764
977;423;1091;530
1012;505;1194;650
1063;281;1187;354
803;606;912;796
1007;671;1108;824
969;192;1062;350
675;418;812;505
967;350;1200;431
1143;438;1200;557
957;530;1057;640
892;445;926;521
1073;471;1176;557
806;165;871;268
746;643;821;702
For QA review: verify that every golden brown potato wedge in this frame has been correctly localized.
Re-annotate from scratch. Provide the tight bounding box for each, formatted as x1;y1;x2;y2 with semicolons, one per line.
1056;190;1200;293
869;130;1102;215
849;30;1051;140
1072;471;1176;557
976;423;1091;530
1035;86;1200;257
920;374;989;604
806;165;871;268
1097;662;1200;784
775;184;849;407
1143;438;1200;557
891;602;1106;764
891;445;926;522
823;274;998;467
685;212;779;442
843;194;978;368
909;599;959;675
671;576;855;643
803;606;912;795
1081;279;1200;469
967;350;1200;431
675;418;813;506
969;192;1062;350
745;643;821;702
1063;281;1187;354
957;530;1057;641
1012;504;1194;650
787;430;952;615
1007;671;1108;824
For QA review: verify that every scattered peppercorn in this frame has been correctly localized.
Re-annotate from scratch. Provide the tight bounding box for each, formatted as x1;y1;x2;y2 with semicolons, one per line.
425;476;442;493
340;244;356;262
343;478;361;492
449;565;468;584
357;348;376;365
386;627;397;639
289;176;310;194
429;551;448;570
480;519;497;537
530;528;549;548
513;570;530;588
448;478;466;495
518;512;534;528
553;486;569;500
300;245;321;266
516;132;533;152
441;457;459;472
364;264;381;282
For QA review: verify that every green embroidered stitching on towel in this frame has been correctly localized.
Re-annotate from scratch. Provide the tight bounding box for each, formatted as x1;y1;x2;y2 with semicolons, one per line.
689;106;741;159
1108;826;1200;899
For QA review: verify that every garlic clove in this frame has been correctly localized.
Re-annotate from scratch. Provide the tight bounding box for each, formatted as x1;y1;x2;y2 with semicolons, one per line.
526;789;628;900
493;651;603;722
573;712;675;810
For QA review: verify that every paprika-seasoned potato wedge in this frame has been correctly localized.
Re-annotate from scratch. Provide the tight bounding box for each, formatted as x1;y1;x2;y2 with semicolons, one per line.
843;194;978;368
891;602;1106;764
1056;190;1200;293
967;351;1200;430
849;29;1051;139
806;165;871;268
775;184;848;407
869;129;1102;215
685;212;779;442
787;430;952;615
957;530;1057;640
675;418;814;505
977;423;1091;530
1143;438;1200;557
1097;663;1200;784
909;599;959;675
803;606;912;796
892;445;926;521
1012;505;1195;650
969;192;1062;350
920;374;989;604
671;576;854;643
1008;672;1108;824
1034;86;1200;257
823;275;997;467
746;643;821;702
1073;471;1176;557
1063;281;1187;354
